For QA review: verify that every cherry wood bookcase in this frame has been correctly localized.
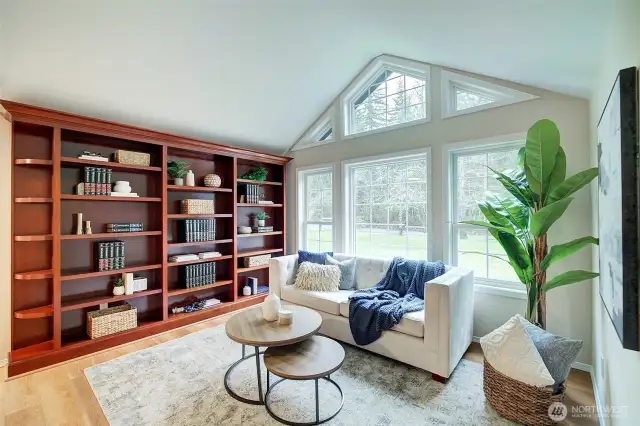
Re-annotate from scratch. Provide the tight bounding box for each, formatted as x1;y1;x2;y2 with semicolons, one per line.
2;100;290;377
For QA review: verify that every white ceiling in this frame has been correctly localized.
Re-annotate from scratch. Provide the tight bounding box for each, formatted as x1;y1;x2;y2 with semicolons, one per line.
0;0;612;154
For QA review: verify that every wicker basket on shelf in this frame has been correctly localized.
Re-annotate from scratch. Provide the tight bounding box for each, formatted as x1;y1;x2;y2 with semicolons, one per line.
243;254;271;268
87;304;137;339
181;199;214;214
483;360;565;426
113;149;150;166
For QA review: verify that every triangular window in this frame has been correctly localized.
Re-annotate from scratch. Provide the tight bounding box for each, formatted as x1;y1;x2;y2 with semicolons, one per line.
453;86;496;111
441;70;537;118
315;123;333;142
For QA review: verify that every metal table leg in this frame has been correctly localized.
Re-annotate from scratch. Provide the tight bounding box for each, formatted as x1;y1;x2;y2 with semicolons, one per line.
224;345;266;405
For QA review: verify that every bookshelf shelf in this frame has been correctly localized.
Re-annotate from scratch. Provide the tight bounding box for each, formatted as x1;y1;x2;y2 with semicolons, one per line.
14;234;53;242
14;269;53;280
237;231;283;238
237;178;282;186
10;341;55;362
14;197;53;203
61;231;162;240
61;156;162;172
61;194;162;202
167;280;233;297
15;159;52;166
167;185;232;193
237;203;283;207
61;264;163;281
14;305;54;319
237;248;283;257
238;264;269;273
61;289;163;311
167;213;233;219
167;239;233;247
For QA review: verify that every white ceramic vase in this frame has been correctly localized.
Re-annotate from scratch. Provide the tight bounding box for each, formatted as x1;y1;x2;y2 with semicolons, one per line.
174;177;184;186
113;286;125;296
262;293;281;321
242;285;252;296
185;170;195;187
258;219;265;227
113;181;132;193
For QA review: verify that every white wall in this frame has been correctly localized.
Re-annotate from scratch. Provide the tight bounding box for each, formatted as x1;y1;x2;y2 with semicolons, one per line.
0;106;11;364
589;0;640;423
287;65;594;364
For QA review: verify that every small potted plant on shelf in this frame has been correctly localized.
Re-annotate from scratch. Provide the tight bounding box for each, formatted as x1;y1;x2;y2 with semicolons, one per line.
239;166;268;182
113;277;125;296
253;211;270;227
168;160;191;185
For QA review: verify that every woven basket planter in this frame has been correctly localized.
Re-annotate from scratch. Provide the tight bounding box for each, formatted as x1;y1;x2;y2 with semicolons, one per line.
113;149;150;166
243;254;271;268
181;199;214;214
87;304;137;339
483;360;564;426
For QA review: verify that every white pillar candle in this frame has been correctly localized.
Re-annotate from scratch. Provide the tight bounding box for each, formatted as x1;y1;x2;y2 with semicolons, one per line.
278;309;293;325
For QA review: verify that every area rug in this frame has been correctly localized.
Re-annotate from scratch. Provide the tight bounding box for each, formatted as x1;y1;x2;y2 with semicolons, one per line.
85;325;515;425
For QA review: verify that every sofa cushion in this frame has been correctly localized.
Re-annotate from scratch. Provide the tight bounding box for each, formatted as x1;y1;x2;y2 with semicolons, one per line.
281;287;353;315
338;300;424;338
298;250;333;265
293;262;340;292
326;255;357;290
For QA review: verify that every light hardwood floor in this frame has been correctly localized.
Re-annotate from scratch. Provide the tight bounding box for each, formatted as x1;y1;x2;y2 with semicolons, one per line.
1;313;598;425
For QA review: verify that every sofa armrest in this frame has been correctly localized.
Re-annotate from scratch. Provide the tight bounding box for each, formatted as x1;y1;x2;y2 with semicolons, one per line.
424;267;474;377
268;255;298;298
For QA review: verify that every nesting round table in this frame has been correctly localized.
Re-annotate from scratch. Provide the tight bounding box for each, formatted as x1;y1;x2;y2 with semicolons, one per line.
224;305;345;425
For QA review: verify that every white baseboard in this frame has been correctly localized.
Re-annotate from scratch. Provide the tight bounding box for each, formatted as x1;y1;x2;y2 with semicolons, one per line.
571;361;591;372
0;358;6;367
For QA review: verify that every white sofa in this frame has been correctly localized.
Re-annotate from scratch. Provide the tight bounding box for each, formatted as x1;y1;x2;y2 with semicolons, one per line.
269;254;474;381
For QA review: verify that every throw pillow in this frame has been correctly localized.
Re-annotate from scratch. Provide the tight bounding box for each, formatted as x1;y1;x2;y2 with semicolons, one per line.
294;262;340;292
298;250;333;265
325;255;357;290
518;315;583;387
480;314;555;387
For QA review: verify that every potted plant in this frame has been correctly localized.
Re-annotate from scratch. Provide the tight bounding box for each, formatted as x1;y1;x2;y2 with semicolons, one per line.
461;119;599;329
254;211;270;227
168;160;191;185
239;166;268;182
113;277;125;296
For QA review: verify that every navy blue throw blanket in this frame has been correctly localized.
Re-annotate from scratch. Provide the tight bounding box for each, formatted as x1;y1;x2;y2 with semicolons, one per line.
348;257;445;345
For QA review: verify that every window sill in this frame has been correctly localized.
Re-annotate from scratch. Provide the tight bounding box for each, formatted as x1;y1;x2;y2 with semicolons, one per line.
474;283;527;300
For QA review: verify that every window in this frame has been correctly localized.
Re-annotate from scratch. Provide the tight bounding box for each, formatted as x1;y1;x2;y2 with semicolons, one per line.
298;167;333;252
441;70;537;118
291;109;335;151
315;123;332;142
345;151;429;259
449;143;523;287
343;56;430;137
454;86;496;111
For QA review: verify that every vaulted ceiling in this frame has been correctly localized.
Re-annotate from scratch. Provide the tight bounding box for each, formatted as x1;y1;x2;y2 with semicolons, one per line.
0;0;612;154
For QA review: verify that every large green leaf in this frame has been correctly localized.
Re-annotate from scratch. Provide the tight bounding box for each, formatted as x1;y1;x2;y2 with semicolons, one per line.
517;147;525;168
525;119;561;184
459;220;515;234
486;193;529;230
545;147;566;198
478;202;512;228
525;160;543;195
529;197;573;236
546;168;599;204
490;167;534;207
488;229;533;284
540;237;599;271
542;270;600;292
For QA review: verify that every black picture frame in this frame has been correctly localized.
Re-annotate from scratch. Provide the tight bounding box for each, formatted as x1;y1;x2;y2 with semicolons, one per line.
597;66;639;351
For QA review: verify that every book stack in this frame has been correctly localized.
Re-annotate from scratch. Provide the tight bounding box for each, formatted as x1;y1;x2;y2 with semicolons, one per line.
83;167;113;196
78;153;108;162
252;226;274;233
169;254;199;263
179;262;216;288
107;223;144;233
198;251;221;259
171;297;221;314
94;241;125;272
177;219;216;243
239;183;261;203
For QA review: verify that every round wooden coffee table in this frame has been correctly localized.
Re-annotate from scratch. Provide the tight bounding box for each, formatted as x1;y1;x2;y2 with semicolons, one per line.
263;336;345;425
224;305;322;405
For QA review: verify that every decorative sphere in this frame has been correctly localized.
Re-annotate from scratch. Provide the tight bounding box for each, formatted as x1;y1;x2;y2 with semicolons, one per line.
204;174;221;187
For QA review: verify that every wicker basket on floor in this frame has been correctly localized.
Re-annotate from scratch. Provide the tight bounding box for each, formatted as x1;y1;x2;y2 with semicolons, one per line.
483;360;565;426
87;304;137;339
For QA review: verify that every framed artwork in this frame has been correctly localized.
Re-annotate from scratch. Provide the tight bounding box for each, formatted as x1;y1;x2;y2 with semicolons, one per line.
597;66;639;351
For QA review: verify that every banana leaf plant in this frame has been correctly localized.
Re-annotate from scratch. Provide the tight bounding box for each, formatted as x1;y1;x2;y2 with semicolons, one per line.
461;119;599;329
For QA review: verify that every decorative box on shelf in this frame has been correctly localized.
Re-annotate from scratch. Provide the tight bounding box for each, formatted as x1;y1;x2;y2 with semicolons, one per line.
180;199;214;215
87;304;137;339
244;254;271;268
113;149;150;166
133;276;147;292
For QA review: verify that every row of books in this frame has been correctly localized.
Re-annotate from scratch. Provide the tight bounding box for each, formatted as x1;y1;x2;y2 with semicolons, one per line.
84;167;113;196
171;297;221;314
239;183;261;203
107;223;144;233
94;241;125;272
252;226;274;233
179;262;216;288
177;219;216;243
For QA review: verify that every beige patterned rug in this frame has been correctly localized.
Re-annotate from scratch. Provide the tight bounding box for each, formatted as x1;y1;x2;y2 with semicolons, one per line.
85;325;514;425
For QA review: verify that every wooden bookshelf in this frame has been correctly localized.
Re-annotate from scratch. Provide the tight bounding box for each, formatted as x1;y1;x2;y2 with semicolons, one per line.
3;99;290;377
